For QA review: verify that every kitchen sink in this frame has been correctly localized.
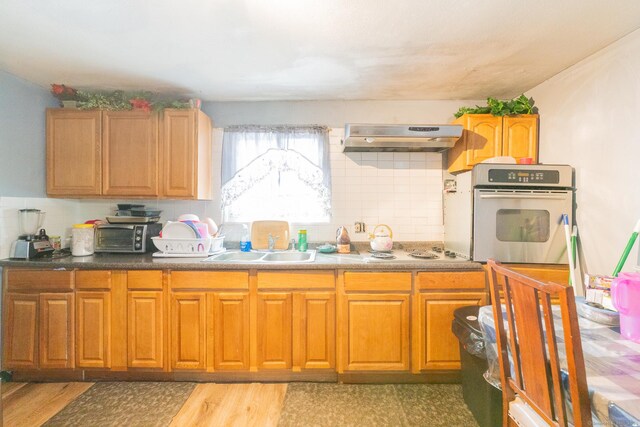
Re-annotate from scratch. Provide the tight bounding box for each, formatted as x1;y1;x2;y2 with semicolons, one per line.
261;251;315;262
209;251;266;261
204;250;316;263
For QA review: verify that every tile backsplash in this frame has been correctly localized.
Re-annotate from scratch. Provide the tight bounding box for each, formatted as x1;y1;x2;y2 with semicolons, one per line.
0;128;444;258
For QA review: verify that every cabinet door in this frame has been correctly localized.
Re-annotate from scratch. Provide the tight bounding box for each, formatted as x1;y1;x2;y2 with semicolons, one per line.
213;293;250;370
40;293;74;368
300;292;335;370
342;294;410;371
257;293;292;370
46;109;102;196
171;292;206;370
76;291;111;368
464;115;502;166
162;109;195;198
3;293;38;369
128;291;164;368
161;109;212;200
418;292;486;371
102;111;159;196
501;115;539;163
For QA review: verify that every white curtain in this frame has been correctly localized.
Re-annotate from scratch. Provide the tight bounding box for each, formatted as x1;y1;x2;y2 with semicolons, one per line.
221;125;331;222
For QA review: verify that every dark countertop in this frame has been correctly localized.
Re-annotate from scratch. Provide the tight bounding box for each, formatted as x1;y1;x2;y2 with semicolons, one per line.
0;252;483;271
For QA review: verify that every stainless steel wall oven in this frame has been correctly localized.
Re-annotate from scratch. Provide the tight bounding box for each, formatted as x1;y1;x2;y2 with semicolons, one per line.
444;163;574;263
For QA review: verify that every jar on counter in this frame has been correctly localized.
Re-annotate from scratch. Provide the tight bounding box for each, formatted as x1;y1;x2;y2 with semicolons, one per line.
49;235;61;251
72;224;95;256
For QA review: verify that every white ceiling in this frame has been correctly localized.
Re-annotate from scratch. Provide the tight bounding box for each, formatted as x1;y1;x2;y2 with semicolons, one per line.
2;0;640;101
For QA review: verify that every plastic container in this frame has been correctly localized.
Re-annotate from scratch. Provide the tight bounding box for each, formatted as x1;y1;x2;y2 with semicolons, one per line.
72;224;95;256
452;305;503;427
298;229;308;252
611;272;640;343
210;236;225;252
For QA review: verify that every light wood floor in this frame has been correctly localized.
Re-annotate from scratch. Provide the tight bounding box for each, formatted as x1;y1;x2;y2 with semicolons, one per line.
1;382;288;427
170;383;287;426
2;382;94;427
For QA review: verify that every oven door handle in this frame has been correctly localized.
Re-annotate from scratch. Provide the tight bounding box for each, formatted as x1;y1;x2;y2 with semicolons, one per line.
478;194;568;200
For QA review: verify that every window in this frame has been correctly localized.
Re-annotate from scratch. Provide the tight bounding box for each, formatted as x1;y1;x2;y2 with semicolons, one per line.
220;125;331;223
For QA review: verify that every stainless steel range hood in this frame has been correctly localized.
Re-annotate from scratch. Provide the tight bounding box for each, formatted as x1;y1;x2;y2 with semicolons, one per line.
342;123;463;152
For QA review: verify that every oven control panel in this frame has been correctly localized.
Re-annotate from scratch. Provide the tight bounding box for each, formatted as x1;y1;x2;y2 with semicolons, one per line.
488;169;560;184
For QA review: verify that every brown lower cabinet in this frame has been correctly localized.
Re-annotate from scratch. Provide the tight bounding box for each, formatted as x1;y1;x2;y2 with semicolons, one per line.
299;292;335;370
168;271;251;372
39;293;74;369
128;291;164;369
171;292;206;370
339;272;412;372
76;291;111;368
256;272;336;372
257;292;293;370
255;290;336;371
2;267;505;381
4;293;39;369
213;292;251;370
416;292;486;371
413;271;487;372
341;293;410;371
3;269;75;370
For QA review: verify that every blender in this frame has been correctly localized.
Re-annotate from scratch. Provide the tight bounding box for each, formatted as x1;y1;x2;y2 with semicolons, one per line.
9;209;55;259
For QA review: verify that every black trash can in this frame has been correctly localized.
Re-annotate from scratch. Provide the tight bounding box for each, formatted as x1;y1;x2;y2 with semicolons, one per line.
452;305;503;427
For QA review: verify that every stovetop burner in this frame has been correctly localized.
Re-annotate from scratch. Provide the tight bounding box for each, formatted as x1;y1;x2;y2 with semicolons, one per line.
407;250;439;259
364;247;464;262
370;252;396;259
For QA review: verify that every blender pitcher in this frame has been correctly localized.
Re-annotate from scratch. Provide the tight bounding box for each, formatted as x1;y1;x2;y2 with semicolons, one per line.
19;209;45;238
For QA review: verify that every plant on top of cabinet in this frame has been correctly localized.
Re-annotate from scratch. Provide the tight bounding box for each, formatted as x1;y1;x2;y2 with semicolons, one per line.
453;94;537;118
50;84;194;111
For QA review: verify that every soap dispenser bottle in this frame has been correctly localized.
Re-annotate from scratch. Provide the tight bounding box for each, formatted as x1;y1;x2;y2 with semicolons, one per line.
336;226;351;254
240;224;252;252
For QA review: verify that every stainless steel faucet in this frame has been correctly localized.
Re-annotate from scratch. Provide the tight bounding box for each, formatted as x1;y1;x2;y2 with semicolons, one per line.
267;233;279;251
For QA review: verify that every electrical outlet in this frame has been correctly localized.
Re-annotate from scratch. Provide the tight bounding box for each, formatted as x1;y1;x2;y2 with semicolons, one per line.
354;222;366;233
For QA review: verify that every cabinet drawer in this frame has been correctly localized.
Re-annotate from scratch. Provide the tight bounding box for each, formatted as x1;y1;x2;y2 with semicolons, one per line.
257;271;335;290
170;271;249;290
127;270;163;290
7;269;74;292
416;271;486;291
343;272;411;292
76;270;112;290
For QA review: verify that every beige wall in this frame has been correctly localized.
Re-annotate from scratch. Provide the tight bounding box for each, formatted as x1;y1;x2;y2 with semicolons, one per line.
529;29;640;275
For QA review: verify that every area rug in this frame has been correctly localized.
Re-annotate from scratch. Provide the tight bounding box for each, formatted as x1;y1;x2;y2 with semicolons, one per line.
277;383;478;427
43;382;196;427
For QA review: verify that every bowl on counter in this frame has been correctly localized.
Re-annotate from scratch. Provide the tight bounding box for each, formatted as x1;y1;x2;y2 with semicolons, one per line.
317;244;337;253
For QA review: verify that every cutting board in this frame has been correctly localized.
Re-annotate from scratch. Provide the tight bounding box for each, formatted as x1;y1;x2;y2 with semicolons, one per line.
251;220;290;250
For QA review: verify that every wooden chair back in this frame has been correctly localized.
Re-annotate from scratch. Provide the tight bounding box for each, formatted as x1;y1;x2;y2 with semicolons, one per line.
486;259;592;427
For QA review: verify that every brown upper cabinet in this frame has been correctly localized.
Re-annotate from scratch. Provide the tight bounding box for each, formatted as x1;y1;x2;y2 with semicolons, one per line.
46;108;213;199
46;109;102;196
102;111;159;197
162;109;212;199
447;114;539;174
